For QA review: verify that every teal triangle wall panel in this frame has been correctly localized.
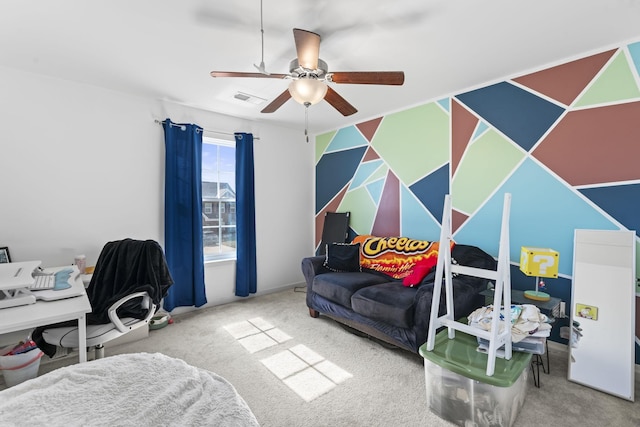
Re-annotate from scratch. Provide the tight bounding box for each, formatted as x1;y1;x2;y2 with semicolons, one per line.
350;160;384;189
366;179;385;205
326;126;368;152
401;185;441;240
454;158;619;275
630;42;640;76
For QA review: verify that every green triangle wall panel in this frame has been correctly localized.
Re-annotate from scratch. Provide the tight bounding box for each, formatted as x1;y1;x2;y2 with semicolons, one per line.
473;121;489;141
574;51;640;107
371;103;449;185
513;50;615;106
452;129;524;214
315;131;335;164
338;186;377;236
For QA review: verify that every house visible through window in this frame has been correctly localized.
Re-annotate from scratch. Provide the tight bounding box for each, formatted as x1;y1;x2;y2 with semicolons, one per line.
202;137;236;261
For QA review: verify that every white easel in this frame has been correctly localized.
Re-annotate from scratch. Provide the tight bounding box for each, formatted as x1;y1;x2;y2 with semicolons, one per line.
425;193;513;376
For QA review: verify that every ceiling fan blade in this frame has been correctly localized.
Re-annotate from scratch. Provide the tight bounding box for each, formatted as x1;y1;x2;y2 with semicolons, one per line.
261;89;292;113
330;71;405;85
324;87;357;116
211;71;288;79
293;28;320;70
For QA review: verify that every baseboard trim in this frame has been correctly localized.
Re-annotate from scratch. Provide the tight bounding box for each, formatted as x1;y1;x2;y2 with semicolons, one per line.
171;283;305;316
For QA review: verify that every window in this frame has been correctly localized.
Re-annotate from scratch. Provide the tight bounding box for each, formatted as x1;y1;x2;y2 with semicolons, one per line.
202;137;236;261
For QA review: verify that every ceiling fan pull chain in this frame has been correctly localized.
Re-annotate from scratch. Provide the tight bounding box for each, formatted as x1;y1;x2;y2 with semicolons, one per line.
305;103;310;143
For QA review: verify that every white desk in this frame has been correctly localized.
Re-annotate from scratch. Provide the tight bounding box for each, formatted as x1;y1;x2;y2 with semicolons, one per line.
0;268;92;363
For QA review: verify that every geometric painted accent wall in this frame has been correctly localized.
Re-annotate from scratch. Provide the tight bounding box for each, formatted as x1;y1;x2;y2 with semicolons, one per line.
316;40;640;362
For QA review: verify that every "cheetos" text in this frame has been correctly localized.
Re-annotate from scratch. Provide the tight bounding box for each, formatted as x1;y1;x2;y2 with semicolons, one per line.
361;237;431;257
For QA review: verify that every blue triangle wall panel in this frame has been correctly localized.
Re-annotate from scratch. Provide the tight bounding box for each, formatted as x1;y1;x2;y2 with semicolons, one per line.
316;146;367;213
455;82;565;151
579;183;640;231
408;163;450;223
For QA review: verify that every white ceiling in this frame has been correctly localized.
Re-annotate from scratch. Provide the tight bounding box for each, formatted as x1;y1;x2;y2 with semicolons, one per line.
1;1;639;134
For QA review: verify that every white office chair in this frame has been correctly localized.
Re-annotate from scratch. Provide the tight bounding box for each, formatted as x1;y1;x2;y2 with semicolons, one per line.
34;238;173;360
42;291;156;359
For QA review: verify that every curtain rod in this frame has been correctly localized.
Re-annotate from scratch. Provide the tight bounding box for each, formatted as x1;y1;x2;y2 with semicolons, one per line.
154;119;260;140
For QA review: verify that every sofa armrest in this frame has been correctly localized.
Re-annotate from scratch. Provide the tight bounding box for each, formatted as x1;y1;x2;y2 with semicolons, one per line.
301;256;327;290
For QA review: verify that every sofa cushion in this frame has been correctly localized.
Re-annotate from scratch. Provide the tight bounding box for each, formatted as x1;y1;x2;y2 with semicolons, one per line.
351;283;418;329
312;272;388;308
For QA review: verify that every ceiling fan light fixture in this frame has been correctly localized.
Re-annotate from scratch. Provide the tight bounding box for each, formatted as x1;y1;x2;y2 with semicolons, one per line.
288;77;327;106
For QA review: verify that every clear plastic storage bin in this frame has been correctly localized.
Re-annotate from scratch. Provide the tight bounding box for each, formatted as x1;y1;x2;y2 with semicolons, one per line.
419;330;531;427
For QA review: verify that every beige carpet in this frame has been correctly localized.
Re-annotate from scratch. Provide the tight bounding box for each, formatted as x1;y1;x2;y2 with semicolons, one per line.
16;288;640;426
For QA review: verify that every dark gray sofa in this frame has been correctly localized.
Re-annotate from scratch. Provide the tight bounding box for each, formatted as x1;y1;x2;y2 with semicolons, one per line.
301;244;496;353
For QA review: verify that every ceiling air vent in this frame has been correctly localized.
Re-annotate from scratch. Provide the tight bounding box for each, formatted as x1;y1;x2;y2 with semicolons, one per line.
233;92;267;105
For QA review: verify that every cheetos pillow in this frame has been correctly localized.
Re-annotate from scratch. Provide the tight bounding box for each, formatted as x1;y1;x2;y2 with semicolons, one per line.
352;235;454;281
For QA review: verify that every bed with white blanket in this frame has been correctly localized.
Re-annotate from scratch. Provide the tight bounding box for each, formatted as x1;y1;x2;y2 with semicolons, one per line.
0;352;259;427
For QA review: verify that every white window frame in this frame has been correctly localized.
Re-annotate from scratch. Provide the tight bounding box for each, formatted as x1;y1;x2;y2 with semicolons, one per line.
202;136;236;262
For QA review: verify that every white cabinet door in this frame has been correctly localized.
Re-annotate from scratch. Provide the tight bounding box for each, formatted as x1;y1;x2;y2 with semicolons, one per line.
569;229;635;401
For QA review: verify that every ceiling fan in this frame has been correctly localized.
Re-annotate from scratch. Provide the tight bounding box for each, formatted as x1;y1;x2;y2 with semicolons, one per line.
210;28;405;117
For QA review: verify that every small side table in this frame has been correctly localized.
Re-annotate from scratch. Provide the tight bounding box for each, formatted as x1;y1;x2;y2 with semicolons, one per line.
480;288;562;387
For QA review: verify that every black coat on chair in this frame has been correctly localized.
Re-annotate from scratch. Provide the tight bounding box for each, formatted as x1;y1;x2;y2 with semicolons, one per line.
33;238;174;357
86;239;173;324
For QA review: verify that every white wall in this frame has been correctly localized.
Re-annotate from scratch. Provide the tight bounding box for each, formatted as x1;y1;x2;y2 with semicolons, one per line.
0;66;315;311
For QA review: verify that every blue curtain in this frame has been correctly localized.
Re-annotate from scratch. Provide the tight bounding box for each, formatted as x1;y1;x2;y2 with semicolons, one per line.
235;132;257;297
162;119;207;311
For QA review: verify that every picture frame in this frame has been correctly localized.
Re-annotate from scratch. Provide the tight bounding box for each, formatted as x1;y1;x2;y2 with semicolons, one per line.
0;247;11;263
575;303;598;321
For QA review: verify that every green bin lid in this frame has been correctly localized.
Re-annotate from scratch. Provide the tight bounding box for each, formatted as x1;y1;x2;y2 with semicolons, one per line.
419;327;531;387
